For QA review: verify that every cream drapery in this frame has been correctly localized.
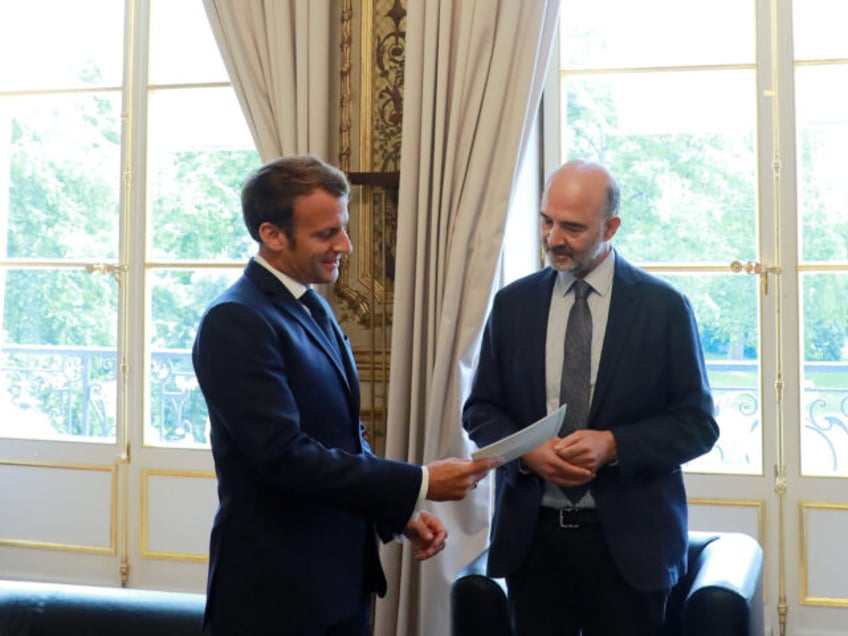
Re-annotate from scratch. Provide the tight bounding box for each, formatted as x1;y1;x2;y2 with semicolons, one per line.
202;1;560;633
202;0;333;160
375;2;560;635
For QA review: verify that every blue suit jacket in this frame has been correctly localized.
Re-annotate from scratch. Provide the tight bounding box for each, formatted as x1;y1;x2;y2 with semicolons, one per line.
192;260;422;633
462;255;718;592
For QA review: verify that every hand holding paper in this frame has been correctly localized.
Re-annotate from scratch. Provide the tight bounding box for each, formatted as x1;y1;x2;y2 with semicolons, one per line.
426;455;503;501
471;404;567;464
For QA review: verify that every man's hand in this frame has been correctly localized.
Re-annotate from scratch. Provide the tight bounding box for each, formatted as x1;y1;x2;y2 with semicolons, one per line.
403;511;448;561
554;429;617;472
425;456;503;501
521;437;595;487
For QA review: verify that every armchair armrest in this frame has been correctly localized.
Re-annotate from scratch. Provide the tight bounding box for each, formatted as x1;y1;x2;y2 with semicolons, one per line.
451;531;764;636
451;548;512;636
682;532;764;636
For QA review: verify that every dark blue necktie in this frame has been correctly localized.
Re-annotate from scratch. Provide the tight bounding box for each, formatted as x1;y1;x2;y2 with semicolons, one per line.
300;288;337;346
300;288;358;397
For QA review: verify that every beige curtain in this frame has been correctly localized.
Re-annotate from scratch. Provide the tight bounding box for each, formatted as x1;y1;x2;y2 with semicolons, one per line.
375;2;561;635
202;0;333;160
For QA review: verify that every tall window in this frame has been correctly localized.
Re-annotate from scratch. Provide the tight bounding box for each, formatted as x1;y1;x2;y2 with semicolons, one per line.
554;6;848;630
557;0;761;474
144;1;258;448
0;0;258;447
793;0;848;475
555;0;848;477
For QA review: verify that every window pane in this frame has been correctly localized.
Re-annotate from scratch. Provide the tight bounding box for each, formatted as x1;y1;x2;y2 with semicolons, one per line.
149;0;229;85
1;269;117;441
145;268;240;448
801;273;848;476
147;88;258;261
0;0;124;90
561;0;754;69
795;66;848;263
561;71;757;264
3;93;121;260
793;0;848;61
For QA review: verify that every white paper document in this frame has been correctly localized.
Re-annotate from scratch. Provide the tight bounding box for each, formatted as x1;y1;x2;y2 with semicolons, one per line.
471;404;567;463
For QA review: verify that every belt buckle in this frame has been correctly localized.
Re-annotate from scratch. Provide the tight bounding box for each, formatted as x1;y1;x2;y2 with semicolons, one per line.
558;507;580;529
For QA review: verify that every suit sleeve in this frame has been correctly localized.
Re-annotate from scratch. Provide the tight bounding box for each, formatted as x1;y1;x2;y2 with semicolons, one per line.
462;296;531;484
463;307;515;443
193;300;421;534
609;291;719;479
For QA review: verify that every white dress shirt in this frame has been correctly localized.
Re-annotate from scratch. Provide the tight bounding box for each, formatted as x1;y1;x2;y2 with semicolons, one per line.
541;249;615;508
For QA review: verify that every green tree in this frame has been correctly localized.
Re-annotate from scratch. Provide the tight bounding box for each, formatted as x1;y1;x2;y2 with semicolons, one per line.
4;88;259;439
564;78;760;360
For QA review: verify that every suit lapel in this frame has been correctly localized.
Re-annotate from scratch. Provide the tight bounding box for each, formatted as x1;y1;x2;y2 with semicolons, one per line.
333;327;361;417
526;270;557;418
591;256;641;421
246;261;353;394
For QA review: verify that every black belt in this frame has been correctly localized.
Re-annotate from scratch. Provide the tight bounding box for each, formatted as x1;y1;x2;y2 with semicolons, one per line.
539;506;600;529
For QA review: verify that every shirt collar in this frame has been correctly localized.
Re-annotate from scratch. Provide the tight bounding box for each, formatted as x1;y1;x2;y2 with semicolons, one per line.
555;248;616;297
253;254;311;300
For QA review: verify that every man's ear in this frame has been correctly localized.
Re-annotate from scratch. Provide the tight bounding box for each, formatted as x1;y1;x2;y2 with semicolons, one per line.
258;222;290;251
604;215;621;241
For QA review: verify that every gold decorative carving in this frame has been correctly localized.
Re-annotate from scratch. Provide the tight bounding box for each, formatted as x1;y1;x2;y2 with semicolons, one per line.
336;0;405;328
337;1;406;453
368;0;406;172
339;0;353;173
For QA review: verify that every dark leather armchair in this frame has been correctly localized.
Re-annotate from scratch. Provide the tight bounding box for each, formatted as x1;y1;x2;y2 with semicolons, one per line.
451;531;763;636
0;579;204;635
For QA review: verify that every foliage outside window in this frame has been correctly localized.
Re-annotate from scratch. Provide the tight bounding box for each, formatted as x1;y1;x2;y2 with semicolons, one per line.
557;0;848;476
0;0;259;446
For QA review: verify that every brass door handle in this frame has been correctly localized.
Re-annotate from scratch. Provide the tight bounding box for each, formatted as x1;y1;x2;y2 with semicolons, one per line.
730;260;782;294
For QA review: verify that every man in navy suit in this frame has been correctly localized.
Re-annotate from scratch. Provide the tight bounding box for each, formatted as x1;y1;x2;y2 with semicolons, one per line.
193;155;500;635
462;160;719;635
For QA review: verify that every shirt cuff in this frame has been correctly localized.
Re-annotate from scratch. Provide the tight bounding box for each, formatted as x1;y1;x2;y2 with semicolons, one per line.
414;466;429;515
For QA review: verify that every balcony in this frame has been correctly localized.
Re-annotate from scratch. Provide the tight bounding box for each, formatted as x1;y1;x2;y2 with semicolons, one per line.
1;346;847;474
1;344;207;447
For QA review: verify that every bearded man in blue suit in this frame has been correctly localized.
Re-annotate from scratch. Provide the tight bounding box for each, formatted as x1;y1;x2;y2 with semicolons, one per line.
193;155;499;636
462;160;719;636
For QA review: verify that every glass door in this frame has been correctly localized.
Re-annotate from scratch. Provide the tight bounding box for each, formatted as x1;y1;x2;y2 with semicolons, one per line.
0;0;259;591
556;1;848;633
785;1;848;631
0;0;127;584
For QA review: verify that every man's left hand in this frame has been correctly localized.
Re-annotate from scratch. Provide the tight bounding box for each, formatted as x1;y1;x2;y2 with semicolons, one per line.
554;429;617;471
403;511;448;561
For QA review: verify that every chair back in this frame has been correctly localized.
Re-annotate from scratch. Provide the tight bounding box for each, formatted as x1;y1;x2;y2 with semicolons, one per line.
451;531;764;636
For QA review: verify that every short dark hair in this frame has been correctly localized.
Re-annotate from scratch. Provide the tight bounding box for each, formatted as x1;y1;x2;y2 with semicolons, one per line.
241;155;350;243
605;174;620;218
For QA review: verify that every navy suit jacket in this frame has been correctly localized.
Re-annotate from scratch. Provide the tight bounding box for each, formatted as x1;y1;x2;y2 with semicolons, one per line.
192;260;422;633
462;255;718;592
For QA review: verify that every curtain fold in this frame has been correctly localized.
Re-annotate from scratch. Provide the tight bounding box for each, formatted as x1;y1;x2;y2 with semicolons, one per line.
202;0;333;160
376;2;561;635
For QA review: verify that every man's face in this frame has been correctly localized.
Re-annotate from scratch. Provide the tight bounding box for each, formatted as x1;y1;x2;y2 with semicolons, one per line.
276;189;353;284
540;166;620;276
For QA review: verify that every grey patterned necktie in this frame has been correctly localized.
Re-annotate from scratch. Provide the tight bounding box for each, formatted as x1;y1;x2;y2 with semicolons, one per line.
559;279;593;431
559;279;592;502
